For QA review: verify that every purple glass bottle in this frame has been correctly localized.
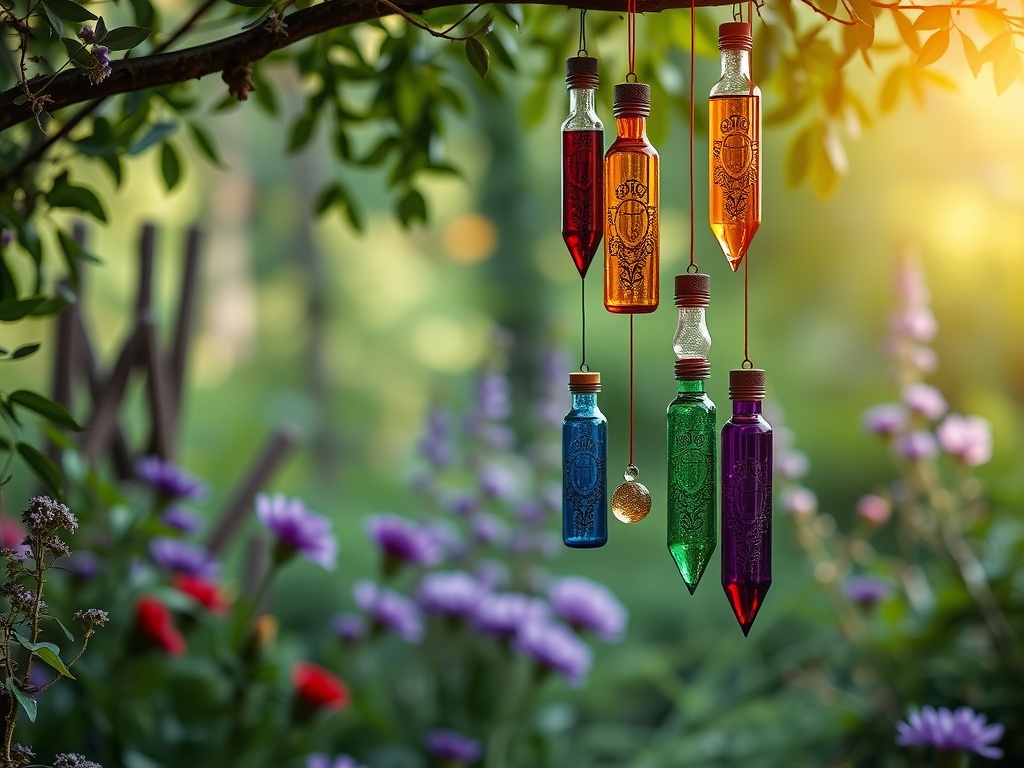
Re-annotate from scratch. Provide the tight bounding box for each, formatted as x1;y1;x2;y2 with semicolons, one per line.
721;368;772;636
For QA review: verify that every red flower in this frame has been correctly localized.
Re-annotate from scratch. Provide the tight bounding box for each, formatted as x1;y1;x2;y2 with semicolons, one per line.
173;574;230;614
292;662;349;712
135;595;186;656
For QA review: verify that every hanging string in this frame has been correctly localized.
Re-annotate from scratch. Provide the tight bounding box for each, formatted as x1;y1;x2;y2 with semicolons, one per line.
629;314;635;465
742;0;755;370
578;9;588;56
626;0;637;81
687;0;697;274
732;3;742;22
580;278;589;372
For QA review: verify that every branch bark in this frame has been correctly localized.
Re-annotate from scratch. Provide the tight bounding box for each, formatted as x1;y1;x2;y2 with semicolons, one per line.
0;0;734;132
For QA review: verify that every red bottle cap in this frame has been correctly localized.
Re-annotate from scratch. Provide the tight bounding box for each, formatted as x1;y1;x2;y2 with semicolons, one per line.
674;273;711;308
565;57;599;90
568;371;601;392
719;22;753;51
613;82;651;118
675;359;711;380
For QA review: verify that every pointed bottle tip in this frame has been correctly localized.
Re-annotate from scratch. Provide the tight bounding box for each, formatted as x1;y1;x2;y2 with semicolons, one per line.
669;544;714;595
727;256;743;272
724;580;770;636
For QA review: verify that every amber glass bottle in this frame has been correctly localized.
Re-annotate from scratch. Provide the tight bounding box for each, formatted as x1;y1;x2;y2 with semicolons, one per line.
604;82;659;314
709;22;761;272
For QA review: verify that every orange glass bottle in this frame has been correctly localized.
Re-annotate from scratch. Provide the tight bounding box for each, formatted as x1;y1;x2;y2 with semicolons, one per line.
604;82;659;314
709;22;760;272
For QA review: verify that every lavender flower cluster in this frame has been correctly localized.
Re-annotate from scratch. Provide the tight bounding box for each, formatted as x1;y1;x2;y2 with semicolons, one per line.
327;342;628;765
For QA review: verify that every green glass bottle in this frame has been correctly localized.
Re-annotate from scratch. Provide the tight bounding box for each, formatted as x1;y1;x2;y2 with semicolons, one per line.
666;274;716;593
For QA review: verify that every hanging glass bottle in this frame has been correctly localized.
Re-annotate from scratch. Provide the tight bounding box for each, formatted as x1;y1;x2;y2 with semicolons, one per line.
666;274;716;593
721;368;772;635
709;22;760;272
562;56;604;279
562;371;608;548
604;82;659;314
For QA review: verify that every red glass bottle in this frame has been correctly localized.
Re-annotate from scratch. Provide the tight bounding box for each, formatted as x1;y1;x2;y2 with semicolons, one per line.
561;57;604;279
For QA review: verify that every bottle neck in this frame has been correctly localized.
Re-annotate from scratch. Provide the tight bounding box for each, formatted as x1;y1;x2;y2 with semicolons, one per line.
720;48;752;80
568;88;598;117
571;392;599;410
614;115;648;140
676;379;707;393
731;399;763;417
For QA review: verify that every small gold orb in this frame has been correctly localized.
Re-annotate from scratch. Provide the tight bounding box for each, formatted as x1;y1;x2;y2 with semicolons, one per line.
612;480;651;523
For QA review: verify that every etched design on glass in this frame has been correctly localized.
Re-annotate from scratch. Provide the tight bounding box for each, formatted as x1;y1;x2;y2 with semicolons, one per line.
564;433;605;536
607;179;657;293
712;112;759;220
669;430;714;534
723;456;771;573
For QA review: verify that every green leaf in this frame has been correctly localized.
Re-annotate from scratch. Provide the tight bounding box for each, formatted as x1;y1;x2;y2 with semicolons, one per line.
397;188;427;227
9;390;83;431
6;677;36;722
45;173;107;222
359;135;398;166
17;442;62;497
60;37;93;71
287;112;317;152
160;142;182;190
497;3;523;29
465;38;489;78
101;25;151;51
128;121;176;155
44;615;76;642
786;125;813;187
188;122;225;168
916;28;949;68
912;7;950;31
56;229;83;284
42;5;66;39
41;0;97;23
0;298;45;321
94;16;107;42
15;635;76;679
10;344;40;360
315;183;343;215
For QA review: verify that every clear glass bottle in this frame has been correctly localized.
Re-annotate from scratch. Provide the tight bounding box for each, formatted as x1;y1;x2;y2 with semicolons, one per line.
604;82;659;314
562;56;604;279
709;22;761;272
721;368;772;635
666;274;716;593
562;371;608;547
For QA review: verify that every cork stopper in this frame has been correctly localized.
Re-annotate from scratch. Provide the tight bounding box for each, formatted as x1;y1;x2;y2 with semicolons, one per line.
719;22;753;51
568;371;601;393
675;359;711;380
565;57;600;90
674;273;711;308
613;82;651;118
729;368;766;400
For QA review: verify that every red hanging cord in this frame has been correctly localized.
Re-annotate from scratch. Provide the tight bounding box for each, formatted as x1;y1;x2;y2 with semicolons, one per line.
688;0;696;273
629;314;635;464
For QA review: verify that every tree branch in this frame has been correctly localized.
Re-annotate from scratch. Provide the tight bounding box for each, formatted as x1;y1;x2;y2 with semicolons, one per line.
0;0;734;132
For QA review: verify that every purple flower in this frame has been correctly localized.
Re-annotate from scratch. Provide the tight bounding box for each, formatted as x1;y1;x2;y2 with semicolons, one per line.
426;729;482;765
420;406;454;468
891;307;938;343
908;345;939;374
862;404;907;437
896;705;1004;759
307;755;367;768
844;575;892;607
77;24;96;43
470;513;508;546
416;571;489;619
775;449;809;480
353;579;423;643
478;423;515;451
473;559;509;590
444;494;479;517
149;537;219;579
256;493;337;570
937;414;993;467
366;514;442;573
66;551;100;580
856;494;891;527
332;612;366;643
478;461;518;500
473;592;549;637
781;487;818;517
474;371;511;422
162;506;202;533
136;457;206;502
88;45;111;85
514;616;592;687
898;430;939;461
547;576;627;642
902;383;947;421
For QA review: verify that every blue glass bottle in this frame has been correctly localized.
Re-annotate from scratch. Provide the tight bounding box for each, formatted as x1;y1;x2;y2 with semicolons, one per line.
562;371;608;548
